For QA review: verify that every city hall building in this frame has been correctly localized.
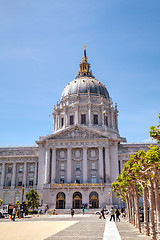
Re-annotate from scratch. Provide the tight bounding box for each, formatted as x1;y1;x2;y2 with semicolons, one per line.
0;47;150;209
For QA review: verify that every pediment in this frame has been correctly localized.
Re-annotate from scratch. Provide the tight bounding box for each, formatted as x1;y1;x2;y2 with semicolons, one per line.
46;126;107;141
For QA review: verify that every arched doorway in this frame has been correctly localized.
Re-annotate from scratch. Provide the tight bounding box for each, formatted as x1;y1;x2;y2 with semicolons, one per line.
89;191;99;208
73;192;82;209
56;192;65;209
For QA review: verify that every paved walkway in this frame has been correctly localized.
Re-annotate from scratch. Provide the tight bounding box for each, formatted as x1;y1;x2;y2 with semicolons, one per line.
0;214;151;240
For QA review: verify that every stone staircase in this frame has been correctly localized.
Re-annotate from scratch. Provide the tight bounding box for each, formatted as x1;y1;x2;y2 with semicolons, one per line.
47;208;99;215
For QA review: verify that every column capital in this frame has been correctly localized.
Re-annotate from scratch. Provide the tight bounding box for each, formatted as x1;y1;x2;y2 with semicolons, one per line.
44;149;50;184
98;146;103;150
83;146;88;150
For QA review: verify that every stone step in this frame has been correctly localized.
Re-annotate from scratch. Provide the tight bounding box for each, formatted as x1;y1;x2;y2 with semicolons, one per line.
47;208;99;215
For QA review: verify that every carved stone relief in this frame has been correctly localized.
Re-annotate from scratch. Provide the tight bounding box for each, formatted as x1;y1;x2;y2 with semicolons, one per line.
88;148;98;160
53;127;105;140
56;149;67;160
72;148;82;160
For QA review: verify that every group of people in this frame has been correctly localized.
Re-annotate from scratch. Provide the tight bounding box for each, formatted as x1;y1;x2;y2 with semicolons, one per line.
99;207;121;221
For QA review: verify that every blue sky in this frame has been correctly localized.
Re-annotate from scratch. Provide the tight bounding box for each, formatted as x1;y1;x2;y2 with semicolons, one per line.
0;0;160;146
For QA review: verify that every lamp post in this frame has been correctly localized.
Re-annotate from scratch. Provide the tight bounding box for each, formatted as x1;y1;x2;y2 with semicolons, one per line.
41;193;43;206
21;184;24;203
108;192;111;205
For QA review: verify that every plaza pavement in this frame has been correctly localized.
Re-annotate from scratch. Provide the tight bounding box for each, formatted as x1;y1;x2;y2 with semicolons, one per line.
0;214;151;240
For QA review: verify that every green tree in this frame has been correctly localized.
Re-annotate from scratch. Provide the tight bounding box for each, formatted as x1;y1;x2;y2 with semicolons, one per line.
150;113;160;142
0;199;3;206
25;189;40;211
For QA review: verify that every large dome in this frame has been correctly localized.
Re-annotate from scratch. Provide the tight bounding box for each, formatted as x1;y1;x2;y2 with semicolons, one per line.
61;77;110;99
61;45;110;100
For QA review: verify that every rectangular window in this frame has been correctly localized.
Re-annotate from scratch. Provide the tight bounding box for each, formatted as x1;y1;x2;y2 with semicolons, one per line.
70;115;74;125
75;175;80;184
18;177;23;186
76;163;80;170
28;164;34;173
91;175;96;183
7;165;12;173
19;165;24;173
61;118;64;127
81;114;86;124
91;162;96;170
60;163;65;170
94;115;98;124
29;177;34;186
6;177;11;186
60;175;64;184
104;116;108;126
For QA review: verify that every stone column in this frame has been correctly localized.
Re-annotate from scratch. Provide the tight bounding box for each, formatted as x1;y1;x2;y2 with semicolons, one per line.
23;162;27;187
75;106;79;124
110;142;119;205
83;147;88;182
11;162;16;188
34;162;38;186
58;114;60;129
102;111;104;127
110;142;119;182
53;115;56;132
111;111;114;128
67;148;71;183
56;115;58;131
104;146;110;182
64;109;66;128
51;148;56;184
44;149;50;184
67;112;70;127
88;104;92;126
98;147;104;183
1;163;5;187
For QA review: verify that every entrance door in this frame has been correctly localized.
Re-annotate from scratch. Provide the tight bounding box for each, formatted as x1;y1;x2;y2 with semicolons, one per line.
89;191;99;208
56;192;65;209
58;200;64;209
73;192;82;209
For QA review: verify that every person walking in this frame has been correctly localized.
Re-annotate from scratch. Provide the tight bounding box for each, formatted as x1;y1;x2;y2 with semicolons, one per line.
109;207;115;221
12;206;16;221
99;207;106;219
82;207;85;215
121;207;125;218
71;208;74;218
115;208;120;221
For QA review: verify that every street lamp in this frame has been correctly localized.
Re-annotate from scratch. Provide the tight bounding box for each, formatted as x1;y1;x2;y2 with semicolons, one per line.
108;192;111;205
41;193;43;206
21;184;24;203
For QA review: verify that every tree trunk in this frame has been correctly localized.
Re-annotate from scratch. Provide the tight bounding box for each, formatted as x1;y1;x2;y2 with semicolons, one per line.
131;193;135;226
154;177;160;240
126;194;130;222
148;179;156;240
134;187;141;233
142;185;149;236
129;194;132;223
